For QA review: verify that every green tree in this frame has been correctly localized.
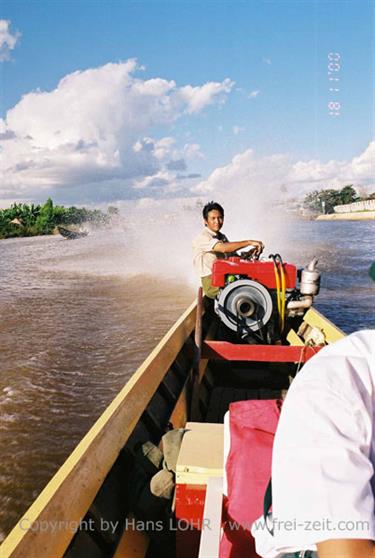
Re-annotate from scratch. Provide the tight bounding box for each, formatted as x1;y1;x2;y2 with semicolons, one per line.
304;189;339;214
304;185;359;214
35;197;55;234
339;185;359;204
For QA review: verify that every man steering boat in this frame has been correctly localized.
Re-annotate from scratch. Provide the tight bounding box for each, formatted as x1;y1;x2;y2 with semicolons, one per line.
192;201;264;298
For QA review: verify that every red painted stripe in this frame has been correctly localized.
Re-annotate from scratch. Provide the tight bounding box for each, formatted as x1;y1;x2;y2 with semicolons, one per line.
202;341;322;362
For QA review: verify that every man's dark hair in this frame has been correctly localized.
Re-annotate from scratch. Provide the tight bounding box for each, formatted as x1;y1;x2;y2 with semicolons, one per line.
202;201;224;220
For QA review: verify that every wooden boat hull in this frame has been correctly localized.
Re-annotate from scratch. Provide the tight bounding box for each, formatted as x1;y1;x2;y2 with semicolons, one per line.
0;298;344;558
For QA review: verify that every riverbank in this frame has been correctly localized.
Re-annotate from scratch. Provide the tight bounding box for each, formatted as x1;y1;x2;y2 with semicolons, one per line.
316;211;375;221
0;199;111;240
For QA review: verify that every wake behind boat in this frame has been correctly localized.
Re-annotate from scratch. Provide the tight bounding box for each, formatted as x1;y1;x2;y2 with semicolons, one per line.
58;226;89;240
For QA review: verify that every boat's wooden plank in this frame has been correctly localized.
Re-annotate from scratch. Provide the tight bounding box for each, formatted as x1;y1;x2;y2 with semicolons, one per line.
112;521;149;558
191;319;218;421
169;378;190;428
286;329;305;346
302;308;345;343
198;320;218;382
0;300;197;558
198;476;223;558
194;287;203;367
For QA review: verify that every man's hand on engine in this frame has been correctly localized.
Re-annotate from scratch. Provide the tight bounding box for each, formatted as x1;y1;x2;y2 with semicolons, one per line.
248;240;264;256
213;239;264;256
239;248;257;260
239;241;264;260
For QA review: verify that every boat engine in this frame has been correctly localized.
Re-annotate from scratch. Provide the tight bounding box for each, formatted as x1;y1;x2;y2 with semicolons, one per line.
211;254;320;342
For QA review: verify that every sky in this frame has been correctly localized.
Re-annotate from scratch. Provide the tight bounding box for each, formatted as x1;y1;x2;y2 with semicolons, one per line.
0;0;374;207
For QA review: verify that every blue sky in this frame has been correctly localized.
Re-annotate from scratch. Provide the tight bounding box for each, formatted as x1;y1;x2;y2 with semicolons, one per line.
0;0;374;205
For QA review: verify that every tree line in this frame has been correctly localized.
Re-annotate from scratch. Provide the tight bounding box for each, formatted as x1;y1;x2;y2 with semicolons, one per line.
0;198;118;239
303;185;375;214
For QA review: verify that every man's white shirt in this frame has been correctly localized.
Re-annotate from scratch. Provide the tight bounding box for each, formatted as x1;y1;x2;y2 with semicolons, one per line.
252;330;375;558
192;227;228;278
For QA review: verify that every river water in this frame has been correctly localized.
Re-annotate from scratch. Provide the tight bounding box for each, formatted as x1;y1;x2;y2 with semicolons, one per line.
0;220;374;542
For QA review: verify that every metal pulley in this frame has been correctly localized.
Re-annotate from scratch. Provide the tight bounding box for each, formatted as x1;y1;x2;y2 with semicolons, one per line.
216;279;273;332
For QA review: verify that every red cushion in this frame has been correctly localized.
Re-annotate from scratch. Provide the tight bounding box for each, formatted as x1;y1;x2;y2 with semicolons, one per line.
220;400;282;558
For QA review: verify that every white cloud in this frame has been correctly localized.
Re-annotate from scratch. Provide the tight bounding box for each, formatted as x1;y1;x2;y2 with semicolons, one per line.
0;60;233;199
233;125;246;135
183;143;204;159
262;57;272;65
178;78;234;114
194;142;375;203
248;90;260;98
350;141;375;179
133;170;172;190
0;20;20;61
133;136;203;169
288;142;375;186
195;149;288;196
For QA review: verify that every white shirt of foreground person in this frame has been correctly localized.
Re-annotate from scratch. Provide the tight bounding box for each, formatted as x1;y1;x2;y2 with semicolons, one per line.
252;330;375;558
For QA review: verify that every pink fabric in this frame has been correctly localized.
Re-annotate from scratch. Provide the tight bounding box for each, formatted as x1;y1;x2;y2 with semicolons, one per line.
220;400;282;558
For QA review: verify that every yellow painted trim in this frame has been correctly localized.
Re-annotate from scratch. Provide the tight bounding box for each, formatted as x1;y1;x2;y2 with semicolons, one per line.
286;329;305;346
303;308;345;343
176;470;223;485
0;300;197;558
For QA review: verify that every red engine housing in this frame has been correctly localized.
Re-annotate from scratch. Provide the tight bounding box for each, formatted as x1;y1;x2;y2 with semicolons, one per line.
211;257;297;289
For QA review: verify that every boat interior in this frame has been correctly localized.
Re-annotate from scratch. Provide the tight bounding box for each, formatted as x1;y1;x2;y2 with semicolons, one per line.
0;292;344;558
62;301;338;558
